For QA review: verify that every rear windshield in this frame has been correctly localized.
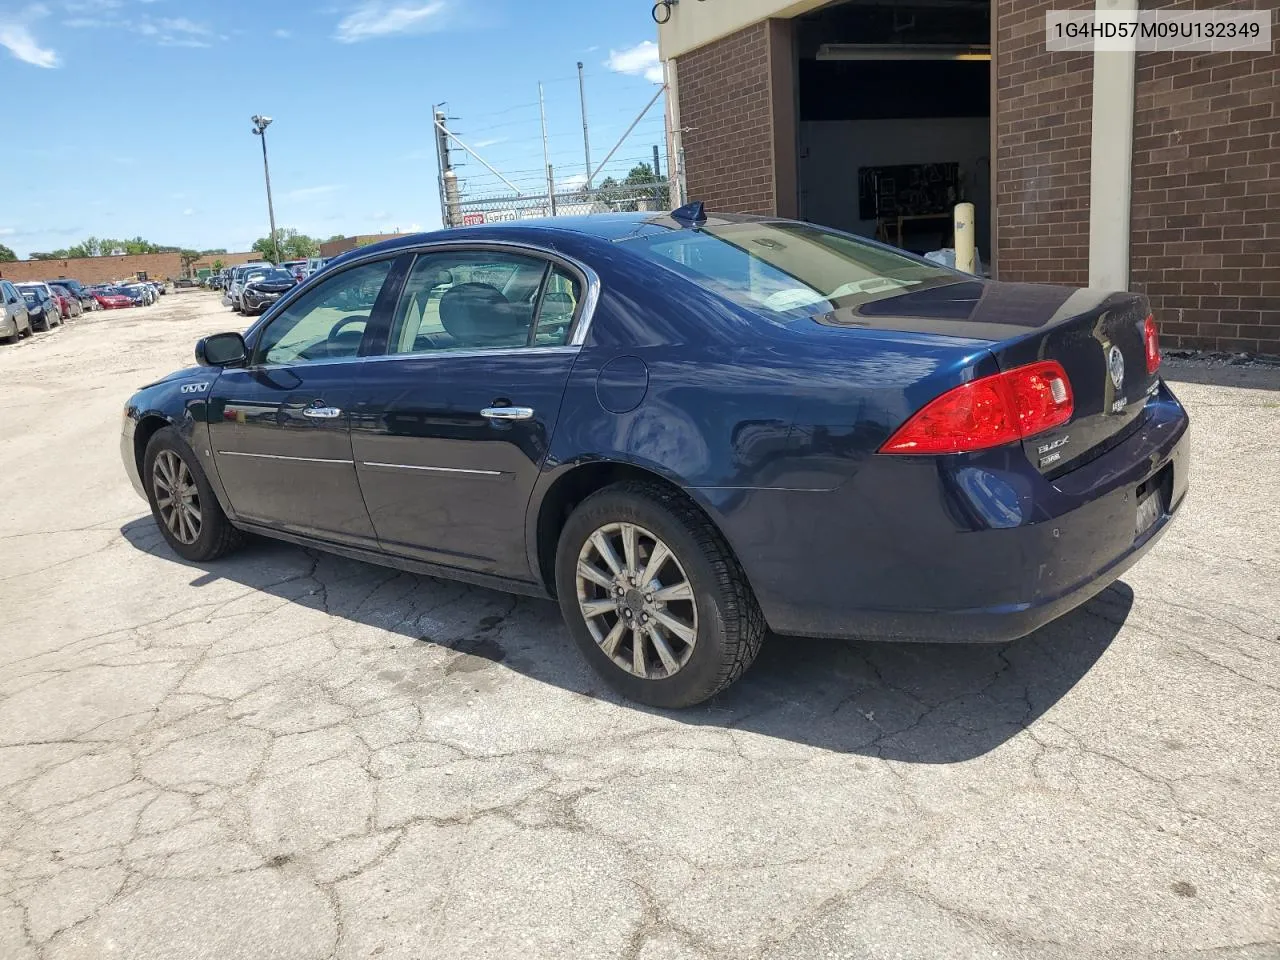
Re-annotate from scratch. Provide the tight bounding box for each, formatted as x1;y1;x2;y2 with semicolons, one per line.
622;221;959;319
252;269;295;283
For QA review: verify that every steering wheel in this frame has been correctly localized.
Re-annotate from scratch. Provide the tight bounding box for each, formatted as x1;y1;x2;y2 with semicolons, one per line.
328;315;367;341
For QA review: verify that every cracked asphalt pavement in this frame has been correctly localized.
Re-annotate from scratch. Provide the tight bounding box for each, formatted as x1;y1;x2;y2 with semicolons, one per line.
1;294;1277;959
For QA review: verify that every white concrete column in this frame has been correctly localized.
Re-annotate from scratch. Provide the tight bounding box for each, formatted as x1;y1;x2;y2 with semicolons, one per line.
1088;0;1139;290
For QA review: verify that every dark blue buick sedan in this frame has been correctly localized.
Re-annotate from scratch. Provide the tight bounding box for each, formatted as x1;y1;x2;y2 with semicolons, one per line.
121;206;1189;707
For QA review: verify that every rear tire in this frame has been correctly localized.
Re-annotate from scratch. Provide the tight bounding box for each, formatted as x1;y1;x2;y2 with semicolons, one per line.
143;427;243;562
555;481;765;708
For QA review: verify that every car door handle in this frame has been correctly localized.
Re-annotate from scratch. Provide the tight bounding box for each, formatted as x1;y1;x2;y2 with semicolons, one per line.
481;406;534;421
303;405;343;419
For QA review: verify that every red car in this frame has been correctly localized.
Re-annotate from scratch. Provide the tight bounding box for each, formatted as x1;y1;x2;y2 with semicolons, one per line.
50;285;81;319
90;287;134;310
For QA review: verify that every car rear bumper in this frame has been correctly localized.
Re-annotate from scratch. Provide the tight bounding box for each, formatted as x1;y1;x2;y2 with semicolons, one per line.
1;316;16;337
703;382;1191;643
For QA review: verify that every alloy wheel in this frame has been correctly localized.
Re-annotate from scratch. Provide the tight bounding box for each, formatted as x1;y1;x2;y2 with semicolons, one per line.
152;450;202;545
575;521;698;680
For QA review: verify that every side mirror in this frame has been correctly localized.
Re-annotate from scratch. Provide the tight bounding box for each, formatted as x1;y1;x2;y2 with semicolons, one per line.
196;332;247;367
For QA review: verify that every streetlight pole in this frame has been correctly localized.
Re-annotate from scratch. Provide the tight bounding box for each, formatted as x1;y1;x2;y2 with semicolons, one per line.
251;115;280;264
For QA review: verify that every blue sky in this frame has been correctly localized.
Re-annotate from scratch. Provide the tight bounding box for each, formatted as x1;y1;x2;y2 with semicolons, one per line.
0;0;667;257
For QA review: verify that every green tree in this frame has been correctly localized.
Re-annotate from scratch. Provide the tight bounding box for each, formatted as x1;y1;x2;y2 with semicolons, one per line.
211;259;225;271
253;228;319;262
180;249;202;276
624;162;656;185
29;251;64;260
325;234;345;244
201;248;227;255
0;244;17;262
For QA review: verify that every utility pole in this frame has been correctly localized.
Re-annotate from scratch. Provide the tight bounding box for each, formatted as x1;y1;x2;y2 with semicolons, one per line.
432;103;447;228
251;115;279;263
433;106;457;227
577;61;593;191
652;144;661;180
539;83;554;217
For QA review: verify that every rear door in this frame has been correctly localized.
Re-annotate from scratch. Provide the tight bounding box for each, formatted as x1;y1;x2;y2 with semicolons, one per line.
206;255;407;546
351;247;587;579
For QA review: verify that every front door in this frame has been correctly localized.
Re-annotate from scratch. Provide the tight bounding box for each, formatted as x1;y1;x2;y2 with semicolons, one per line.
207;256;402;546
352;248;585;579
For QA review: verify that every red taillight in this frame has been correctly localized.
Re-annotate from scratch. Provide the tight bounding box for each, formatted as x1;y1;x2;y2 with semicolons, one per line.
1143;314;1160;374
879;361;1075;455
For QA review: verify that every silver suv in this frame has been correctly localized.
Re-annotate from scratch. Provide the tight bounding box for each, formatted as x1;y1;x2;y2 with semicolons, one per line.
1;280;33;342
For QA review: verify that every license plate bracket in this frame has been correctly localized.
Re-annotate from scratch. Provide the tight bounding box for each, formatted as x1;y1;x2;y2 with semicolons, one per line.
1134;465;1171;540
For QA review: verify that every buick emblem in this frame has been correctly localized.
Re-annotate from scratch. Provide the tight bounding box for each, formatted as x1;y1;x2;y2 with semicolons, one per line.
1107;346;1125;391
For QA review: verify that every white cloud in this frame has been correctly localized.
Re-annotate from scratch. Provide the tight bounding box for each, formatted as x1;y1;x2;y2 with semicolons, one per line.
274;28;291;39
472;137;505;149
157;17;210;36
0;10;59;68
182;208;195;216
557;173;589;192
335;1;447;43
0;227;15;236
606;40;663;84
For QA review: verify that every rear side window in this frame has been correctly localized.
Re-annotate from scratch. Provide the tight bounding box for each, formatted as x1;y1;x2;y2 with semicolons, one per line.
625;221;957;318
387;251;578;355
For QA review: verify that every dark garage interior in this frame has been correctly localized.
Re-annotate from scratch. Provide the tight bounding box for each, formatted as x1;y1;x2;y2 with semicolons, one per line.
795;0;992;262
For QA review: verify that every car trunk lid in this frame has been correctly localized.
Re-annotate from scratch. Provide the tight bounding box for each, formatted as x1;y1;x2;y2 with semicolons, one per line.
845;281;1157;474
983;288;1157;475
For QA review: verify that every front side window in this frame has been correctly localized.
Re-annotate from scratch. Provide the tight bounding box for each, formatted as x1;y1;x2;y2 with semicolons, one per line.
387;250;578;355
255;258;393;366
624;221;960;319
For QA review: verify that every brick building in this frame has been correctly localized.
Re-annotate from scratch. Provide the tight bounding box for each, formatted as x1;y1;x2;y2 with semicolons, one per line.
0;251;259;286
319;232;413;259
659;0;1280;353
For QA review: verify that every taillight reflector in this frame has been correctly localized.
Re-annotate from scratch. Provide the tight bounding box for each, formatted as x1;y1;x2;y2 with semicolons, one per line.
879;361;1075;455
1143;314;1160;374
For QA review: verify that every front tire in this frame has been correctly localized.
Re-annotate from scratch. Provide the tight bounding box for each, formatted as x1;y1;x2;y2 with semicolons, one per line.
143;427;243;562
555;482;765;708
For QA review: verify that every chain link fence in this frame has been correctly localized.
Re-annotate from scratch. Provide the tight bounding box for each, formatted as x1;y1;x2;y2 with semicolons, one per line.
453;177;671;227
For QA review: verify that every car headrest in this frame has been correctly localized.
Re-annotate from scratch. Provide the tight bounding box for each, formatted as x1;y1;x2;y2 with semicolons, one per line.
438;283;529;345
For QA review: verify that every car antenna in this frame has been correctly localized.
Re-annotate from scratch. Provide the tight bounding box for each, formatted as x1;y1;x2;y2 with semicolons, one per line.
670;200;707;226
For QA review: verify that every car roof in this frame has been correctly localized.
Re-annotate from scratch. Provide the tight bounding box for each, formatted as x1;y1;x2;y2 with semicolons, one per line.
329;211;772;263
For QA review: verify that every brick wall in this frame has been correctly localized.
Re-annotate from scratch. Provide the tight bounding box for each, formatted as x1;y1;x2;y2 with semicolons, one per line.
319;233;411;259
1129;0;1280;353
0;251;258;285
993;0;1094;285
676;22;778;215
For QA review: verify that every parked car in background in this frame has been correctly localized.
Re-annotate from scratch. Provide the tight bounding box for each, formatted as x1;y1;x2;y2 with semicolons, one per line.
306;257;328;276
1;280;33;342
16;283;60;331
226;264;274;313
50;285;82;320
239;267;299;315
280;259;308;282
89;286;135;310
121;283;155;307
45;278;96;311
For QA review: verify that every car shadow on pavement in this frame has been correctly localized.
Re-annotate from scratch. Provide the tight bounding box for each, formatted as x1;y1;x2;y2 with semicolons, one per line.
121;516;1131;764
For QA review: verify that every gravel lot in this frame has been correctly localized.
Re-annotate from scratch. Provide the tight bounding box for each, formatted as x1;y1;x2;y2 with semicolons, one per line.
1;293;1277;960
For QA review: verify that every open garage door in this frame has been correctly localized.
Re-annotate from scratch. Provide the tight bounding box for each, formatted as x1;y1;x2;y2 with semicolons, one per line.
795;0;991;268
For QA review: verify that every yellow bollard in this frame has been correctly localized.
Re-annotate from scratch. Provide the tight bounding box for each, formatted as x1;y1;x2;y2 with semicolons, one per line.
954;202;976;275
